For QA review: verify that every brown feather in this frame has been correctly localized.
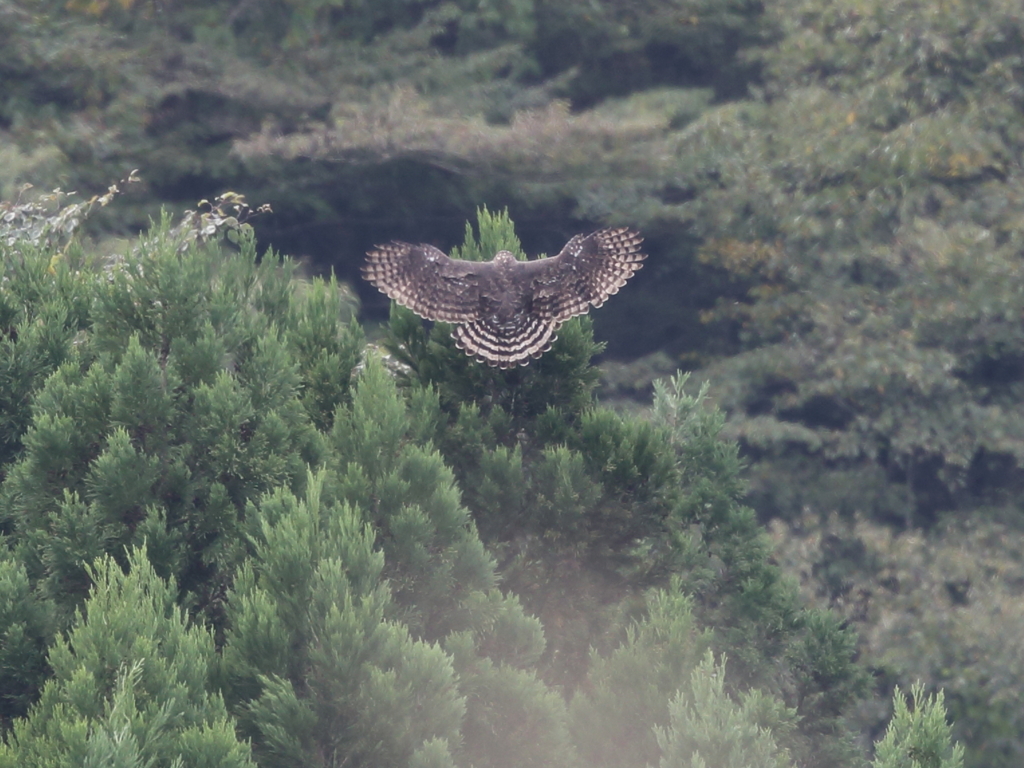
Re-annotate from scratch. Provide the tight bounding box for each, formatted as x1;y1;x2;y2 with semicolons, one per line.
362;229;645;367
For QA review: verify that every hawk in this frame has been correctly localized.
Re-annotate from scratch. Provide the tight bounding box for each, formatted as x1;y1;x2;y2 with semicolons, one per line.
362;227;645;368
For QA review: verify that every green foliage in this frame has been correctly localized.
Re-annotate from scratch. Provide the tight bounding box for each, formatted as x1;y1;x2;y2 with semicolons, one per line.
590;8;1024;759
0;194;924;768
650;375;868;768
329;353;499;638
0;260;87;478
1;224;346;617
655;651;794;768
647;0;1024;526
447;206;527;263
0;553;54;733
287;284;363;433
0;547;253;768
0;199;362;737
569;586;714;768
0;179;144;477
323;356;578;767
378;210;867;766
445;630;577;768
873;684;964;768
220;470;465;768
771;512;1024;767
2;0;1014;761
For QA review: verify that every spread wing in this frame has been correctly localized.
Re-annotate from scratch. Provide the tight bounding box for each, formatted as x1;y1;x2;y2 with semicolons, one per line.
523;228;646;323
362;242;483;323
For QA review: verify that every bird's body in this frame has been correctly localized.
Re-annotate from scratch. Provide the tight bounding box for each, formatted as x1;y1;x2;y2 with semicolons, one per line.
362;228;645;368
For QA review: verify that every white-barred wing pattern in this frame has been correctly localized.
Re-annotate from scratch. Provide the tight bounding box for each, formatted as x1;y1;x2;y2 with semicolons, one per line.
362;228;645;368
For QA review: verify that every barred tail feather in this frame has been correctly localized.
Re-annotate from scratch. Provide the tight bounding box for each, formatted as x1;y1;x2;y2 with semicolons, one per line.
453;316;558;368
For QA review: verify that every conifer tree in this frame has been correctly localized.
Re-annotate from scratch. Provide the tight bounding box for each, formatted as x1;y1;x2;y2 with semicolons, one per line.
220;361;580;768
0;248;89;475
0;220;360;626
381;209;867;767
0;199;581;768
0;192;969;768
326;354;496;639
383;209;679;681
0;547;253;768
0;201;363;728
219;469;465;768
655;651;794;768
0;553;54;733
569;585;715;768
873;684;964;768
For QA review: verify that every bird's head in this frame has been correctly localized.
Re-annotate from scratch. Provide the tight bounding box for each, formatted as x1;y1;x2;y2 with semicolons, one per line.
492;250;518;265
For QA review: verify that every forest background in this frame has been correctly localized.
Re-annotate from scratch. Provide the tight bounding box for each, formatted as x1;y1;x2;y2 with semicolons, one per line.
2;0;1024;765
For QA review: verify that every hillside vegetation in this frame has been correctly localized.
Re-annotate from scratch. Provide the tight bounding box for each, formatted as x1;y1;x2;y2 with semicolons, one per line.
0;196;960;768
4;0;1024;764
